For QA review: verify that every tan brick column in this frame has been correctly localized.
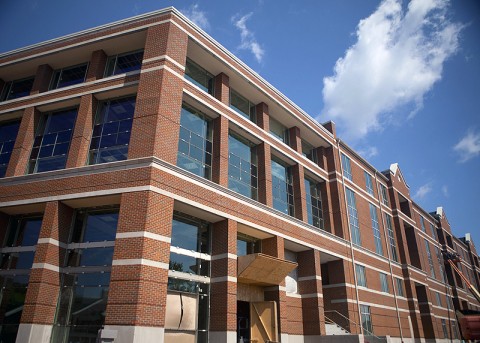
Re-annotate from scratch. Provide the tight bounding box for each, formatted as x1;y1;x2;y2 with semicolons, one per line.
128;20;188;164
66;94;96;168
212;116;229;187
210;219;237;343
85;49;107;82
5;107;41;177
104;191;173;341
262;236;289;339
17;201;73;341
30;64;53;95
214;73;229;105
298;249;325;337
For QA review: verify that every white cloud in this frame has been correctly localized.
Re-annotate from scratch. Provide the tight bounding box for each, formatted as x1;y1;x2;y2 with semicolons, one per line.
232;13;265;63
453;129;480;162
182;4;210;31
442;185;449;198
357;146;378;159
322;0;462;141
414;182;432;199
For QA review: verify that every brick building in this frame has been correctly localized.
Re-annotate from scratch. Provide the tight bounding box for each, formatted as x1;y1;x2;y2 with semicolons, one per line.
0;7;478;343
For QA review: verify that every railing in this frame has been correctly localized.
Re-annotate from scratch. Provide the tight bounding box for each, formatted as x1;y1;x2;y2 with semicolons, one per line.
324;310;383;340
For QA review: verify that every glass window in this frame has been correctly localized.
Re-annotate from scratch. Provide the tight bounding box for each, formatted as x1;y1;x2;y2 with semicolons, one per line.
435;292;442;306
169;252;209;276
105;50;144;76
302;140;317;163
177;104;213;179
50;63;88;89
435;246;447;283
385;214;398;262
360;305;373;335
430;223;438;241
185;58;214;95
271;157;294;216
89;96;135;165
1;77;34;101
380;272;389;293
346;188;361;246
441;319;448;338
355;264;367;287
341;153;352;181
424;239;436;279
237;234;260;256
0;120;21;178
395;277;404;297
380;184;389;205
269;117;289;144
230;89;255;122
4;217;42;248
29;108;77;173
365;171;374;195
228;133;258;200
71;211;118;243
370;204;383;255
171;215;210;254
304;177;324;230
0;275;29;342
420;216;426;233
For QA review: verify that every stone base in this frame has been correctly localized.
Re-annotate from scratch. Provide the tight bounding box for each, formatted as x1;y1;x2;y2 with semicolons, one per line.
16;324;53;343
101;326;164;343
209;331;237;343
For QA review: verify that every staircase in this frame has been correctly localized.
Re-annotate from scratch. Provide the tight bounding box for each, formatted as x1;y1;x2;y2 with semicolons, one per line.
325;316;351;335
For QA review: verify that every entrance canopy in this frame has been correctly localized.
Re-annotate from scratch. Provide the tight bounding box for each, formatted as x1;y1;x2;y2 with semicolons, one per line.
237;253;297;286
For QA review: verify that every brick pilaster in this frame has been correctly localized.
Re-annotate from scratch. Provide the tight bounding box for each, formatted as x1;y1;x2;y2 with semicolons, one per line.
256;142;272;206
85;49;107;82
298;249;325;336
212;116;229;187
288;126;302;154
66;94;96;168
128;21;188;164
214;73;229;105
31;64;53;95
21;201;73;326
210;219;237;335
5;107;41;177
292;163;307;222
256;102;269;131
105;191;173;329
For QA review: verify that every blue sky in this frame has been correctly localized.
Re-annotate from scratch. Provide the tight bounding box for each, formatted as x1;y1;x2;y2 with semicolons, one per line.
1;0;479;245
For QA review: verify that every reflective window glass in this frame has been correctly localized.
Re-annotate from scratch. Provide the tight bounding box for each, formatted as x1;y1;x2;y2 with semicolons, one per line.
228;133;258;199
105;50;144;76
1;77;34;101
304;177;324;230
0;121;20;178
230;89;255;122
271;158;294;216
185;58;214;95
50;64;88;89
171;216;209;253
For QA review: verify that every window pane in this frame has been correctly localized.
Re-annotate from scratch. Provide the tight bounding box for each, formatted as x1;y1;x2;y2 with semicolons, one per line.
4;78;34;100
55;64;88;89
171;217;209;253
110;51;144;75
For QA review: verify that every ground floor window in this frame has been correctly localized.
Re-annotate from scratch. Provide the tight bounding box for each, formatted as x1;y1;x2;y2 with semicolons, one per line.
360;304;373;335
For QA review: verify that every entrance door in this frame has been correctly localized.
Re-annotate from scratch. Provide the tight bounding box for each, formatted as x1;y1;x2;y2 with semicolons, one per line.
250;301;278;343
237;301;250;342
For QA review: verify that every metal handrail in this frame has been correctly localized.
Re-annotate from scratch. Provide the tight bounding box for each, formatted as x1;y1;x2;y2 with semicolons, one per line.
324;310;382;340
324;314;351;334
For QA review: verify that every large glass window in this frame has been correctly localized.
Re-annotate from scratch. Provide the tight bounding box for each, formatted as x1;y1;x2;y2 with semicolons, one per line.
346;188;361;245
302;140;317;163
185;58;214;95
89;96;135;165
50;63;88;89
385;214;398;262
0;217;42;342
0;121;20;178
105;50;144;76
424;239;436;279
341;153;352;181
51;209;118;343
420;216;426;233
380;183;389;206
230;89;255;122
355;264;367;287
237;234;261;256
228;133;258;200
269;117;289;144
369;204;383;255
435;246;447;283
430;223;438;241
271;157;294;216
360;305;373;335
365;171;374;195
29;108;77;173
1;77;34;101
177;104;212;179
304;177;324;230
395;277;404;297
441;319;448;338
379;272;389;293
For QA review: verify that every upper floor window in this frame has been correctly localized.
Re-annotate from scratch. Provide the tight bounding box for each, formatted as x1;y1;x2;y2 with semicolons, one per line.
271;157;294;216
435;291;443;307
395;277;404;297
341;153;352;181
302;140;317;163
304;177;324;230
0;120;20;178
89;96;135;165
230;89;256;122
50;63;88;89
380;183;389;205
370;204;383;255
424;239;436;279
430;223;438;241
177;104;212;179
346;188;361;245
364;171;374;195
355;264;367;287
29;108;77;173
105;50;144;76
420;216;426;233
269;117;289;144
184;58;214;95
1;77;34;101
385;214;398;262
379;272;389;293
228;133;258;200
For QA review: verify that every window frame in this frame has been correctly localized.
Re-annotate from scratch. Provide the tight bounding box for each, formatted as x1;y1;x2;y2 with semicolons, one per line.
364;171;374;195
0;120;21;178
341;153;352;181
346;188;361;246
230;89;256;122
104;49;144;77
379;272;389;293
355;264;367;287
228;131;258;200
271;156;294;216
370;204;383;255
49;63;89;90
1;76;35;101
